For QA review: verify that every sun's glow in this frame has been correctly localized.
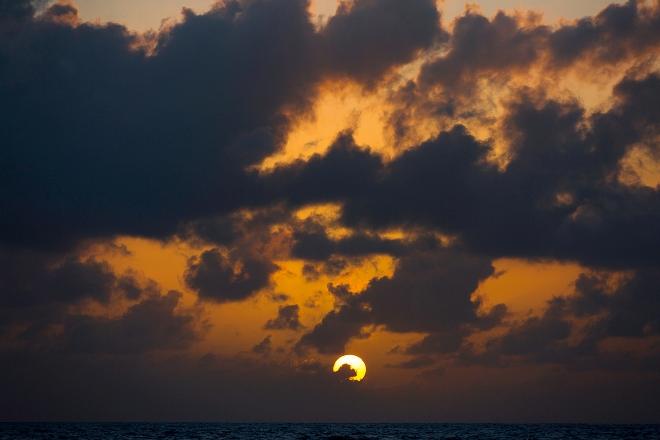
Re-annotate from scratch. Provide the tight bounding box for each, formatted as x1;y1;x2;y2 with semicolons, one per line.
332;354;367;381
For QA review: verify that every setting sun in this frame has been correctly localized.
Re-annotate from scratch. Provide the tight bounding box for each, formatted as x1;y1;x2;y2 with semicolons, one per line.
333;355;367;382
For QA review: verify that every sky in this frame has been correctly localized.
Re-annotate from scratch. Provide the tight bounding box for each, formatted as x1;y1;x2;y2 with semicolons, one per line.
1;0;659;423
73;0;624;31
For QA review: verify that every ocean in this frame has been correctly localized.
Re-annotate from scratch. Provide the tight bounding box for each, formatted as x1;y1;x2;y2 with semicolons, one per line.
1;423;659;439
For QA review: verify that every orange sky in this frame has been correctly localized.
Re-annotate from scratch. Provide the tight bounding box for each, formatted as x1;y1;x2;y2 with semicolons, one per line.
74;0;625;32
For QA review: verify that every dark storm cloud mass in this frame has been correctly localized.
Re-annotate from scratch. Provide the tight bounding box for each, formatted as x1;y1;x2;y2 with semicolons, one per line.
297;248;503;354
321;0;445;83
3;0;655;267
0;0;443;250
0;0;33;21
0;0;314;249
271;71;660;268
184;248;276;302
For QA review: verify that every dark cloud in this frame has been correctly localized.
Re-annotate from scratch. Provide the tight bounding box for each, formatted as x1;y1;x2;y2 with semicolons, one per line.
290;218;439;261
419;11;548;91
2;1;280;248
390;1;660;145
179;215;240;247
333;363;357;381
466;268;660;368
297;248;503;354
321;0;444;83
42;2;78;24
264;304;304;331
184;248;276;302
574;269;660;339
0;248;147;311
270;72;660;268
489;298;572;359
301;263;321;281
0;0;37;22
267;131;385;207
0;247;201;355
296;296;371;354
270;292;291;303
419;1;660;90
548;0;660;67
0;0;442;251
56;291;201;354
322;257;349;277
406;330;468;355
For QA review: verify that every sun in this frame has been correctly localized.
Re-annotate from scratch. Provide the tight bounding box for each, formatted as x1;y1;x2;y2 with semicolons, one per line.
332;354;367;381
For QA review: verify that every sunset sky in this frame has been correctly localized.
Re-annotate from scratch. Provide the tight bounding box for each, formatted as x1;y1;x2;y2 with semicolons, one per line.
1;0;659;422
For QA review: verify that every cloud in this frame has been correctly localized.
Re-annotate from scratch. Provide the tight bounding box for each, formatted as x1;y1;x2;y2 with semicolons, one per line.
488;298;572;359
0;0;442;251
290;218;439;261
465;268;660;368
264;304;304;331
390;1;660;144
548;0;660;68
419;10;548;91
419;1;660;90
0;247;202;355
252;335;272;355
184;248;276;302
269;72;660;268
321;0;445;83
333;363;357;380
296;295;371;354
297;248;503;354
0;0;37;22
57;291;202;354
0;251;116;309
574;269;660;339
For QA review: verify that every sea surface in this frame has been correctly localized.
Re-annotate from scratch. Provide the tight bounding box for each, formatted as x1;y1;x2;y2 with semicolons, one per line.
1;423;659;439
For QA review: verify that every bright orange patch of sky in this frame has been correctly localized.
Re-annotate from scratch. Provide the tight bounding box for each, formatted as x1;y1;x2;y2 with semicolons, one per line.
74;0;623;33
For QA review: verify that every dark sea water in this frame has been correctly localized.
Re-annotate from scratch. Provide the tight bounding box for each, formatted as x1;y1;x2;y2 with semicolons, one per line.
1;423;659;440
